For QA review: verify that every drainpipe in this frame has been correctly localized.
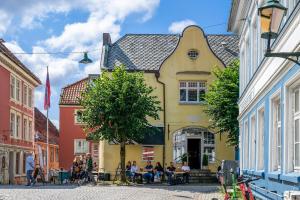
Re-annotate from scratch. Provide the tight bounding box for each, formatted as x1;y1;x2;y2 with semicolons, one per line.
155;72;166;169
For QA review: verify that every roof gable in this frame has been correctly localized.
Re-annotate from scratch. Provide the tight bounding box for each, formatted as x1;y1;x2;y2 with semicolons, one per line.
102;29;239;71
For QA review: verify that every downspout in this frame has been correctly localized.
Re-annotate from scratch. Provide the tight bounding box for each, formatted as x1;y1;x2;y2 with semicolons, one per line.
155;72;166;169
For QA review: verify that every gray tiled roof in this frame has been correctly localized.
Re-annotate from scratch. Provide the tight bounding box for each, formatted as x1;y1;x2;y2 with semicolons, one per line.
103;33;239;71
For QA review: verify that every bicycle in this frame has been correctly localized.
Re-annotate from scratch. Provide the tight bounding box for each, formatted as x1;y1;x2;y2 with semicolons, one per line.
222;174;260;200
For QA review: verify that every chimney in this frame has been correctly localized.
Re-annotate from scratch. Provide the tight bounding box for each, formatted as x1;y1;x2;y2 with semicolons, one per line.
103;33;111;46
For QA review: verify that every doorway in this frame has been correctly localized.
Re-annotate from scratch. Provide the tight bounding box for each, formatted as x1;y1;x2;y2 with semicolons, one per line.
8;152;14;184
187;139;201;169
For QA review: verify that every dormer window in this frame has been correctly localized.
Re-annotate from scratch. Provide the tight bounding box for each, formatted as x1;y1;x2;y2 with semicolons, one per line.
187;49;199;60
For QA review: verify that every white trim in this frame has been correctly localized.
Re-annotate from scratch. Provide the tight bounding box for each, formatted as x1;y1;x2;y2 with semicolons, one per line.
256;104;265;171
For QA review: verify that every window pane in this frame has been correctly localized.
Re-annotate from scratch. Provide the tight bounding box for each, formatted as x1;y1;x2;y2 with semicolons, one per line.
199;89;206;102
180;82;186;87
188;82;197;87
295;144;300;167
295;90;299;113
180;89;186;101
188;89;197;102
295;119;299;142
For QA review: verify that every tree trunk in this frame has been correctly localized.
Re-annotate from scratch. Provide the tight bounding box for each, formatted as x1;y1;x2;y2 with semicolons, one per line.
120;139;126;182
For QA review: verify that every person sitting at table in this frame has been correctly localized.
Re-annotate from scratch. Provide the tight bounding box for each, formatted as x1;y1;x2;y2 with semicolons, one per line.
130;161;142;183
153;162;164;182
166;162;176;185
143;161;153;183
125;161;132;179
181;162;190;184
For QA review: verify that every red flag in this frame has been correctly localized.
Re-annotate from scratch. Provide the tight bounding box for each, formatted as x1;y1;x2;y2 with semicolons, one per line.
44;66;51;110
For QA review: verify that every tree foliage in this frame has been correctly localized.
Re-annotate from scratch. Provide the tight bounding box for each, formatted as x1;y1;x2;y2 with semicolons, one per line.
204;60;239;146
80;65;161;182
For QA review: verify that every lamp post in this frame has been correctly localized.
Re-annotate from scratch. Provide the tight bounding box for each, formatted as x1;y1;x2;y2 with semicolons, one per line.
258;0;300;65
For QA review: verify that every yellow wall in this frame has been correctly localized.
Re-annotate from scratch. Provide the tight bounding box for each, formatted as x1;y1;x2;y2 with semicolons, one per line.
101;26;235;174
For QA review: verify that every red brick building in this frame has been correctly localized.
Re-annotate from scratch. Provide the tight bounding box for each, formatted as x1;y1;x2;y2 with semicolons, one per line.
34;107;59;171
59;77;98;170
0;39;41;184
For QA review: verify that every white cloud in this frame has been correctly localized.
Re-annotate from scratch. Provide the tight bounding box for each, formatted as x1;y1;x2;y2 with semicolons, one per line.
1;0;160;130
168;19;197;34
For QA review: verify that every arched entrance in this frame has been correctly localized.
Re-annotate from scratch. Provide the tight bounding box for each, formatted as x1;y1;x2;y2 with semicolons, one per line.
173;127;215;169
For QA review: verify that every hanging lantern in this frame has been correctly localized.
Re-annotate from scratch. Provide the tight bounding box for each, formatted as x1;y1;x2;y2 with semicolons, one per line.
79;52;93;64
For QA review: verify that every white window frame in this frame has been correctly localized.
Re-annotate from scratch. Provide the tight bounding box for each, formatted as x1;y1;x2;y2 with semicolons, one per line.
10;111;16;137
15;152;21;175
291;87;300;171
28;119;33;142
179;81;206;103
10;75;16;100
250;114;256;169
23;84;28;106
269;91;281;172
23;116;28;141
256;106;265;171
203;132;215;163
244;120;249;169
74;109;86;124
74;139;89;154
28;87;33;108
16;113;21;139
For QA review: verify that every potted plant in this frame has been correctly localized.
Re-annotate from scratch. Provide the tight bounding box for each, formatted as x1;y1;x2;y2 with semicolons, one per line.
202;154;209;169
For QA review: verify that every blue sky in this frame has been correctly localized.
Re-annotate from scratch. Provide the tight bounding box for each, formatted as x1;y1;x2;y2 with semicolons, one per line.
0;0;232;128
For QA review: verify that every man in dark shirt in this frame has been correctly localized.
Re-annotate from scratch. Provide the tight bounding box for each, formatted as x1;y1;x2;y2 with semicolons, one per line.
143;161;153;183
166;162;176;185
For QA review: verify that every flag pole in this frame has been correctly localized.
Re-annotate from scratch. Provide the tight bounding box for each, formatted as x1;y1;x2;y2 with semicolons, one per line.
46;108;49;182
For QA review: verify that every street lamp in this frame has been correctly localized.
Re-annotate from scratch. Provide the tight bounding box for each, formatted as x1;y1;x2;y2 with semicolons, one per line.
79;52;93;64
258;0;300;65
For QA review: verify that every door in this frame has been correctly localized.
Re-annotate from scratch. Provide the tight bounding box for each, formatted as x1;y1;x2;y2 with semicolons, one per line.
8;152;14;184
187;139;201;169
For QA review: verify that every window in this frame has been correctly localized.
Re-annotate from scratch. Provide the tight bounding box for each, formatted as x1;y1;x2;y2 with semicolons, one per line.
244;121;249;169
204;132;215;162
16;79;20;101
28;120;32;141
50;147;54;162
75;110;85;124
187;49;199;60
250;115;256;169
270;96;281;171
142;146;154;161
23;118;28;141
10;112;15;137
55;148;59;162
74;139;89;154
179;81;206;103
257;108;265;170
28;88;32;108
15;152;20;175
23;85;28;106
293;89;300;170
16;115;21;138
10;75;15;99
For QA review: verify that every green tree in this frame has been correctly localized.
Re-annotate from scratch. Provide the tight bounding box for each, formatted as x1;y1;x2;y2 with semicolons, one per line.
204;60;239;146
80;66;161;182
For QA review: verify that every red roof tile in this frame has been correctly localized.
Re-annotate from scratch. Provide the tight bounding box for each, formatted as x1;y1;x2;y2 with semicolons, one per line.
59;77;89;105
34;107;59;145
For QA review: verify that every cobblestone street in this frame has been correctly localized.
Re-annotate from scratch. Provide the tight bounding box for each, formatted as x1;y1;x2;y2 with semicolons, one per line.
0;184;223;200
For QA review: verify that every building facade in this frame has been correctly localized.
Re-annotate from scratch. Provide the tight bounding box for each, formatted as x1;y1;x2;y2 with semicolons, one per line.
59;78;99;170
59;26;238;176
0;39;41;184
34;107;59;171
228;0;300;198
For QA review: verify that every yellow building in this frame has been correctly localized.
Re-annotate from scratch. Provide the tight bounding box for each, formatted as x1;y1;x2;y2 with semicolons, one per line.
98;25;239;175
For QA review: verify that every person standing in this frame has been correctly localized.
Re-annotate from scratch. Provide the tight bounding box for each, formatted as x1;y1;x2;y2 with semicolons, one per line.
25;152;35;186
86;153;96;185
